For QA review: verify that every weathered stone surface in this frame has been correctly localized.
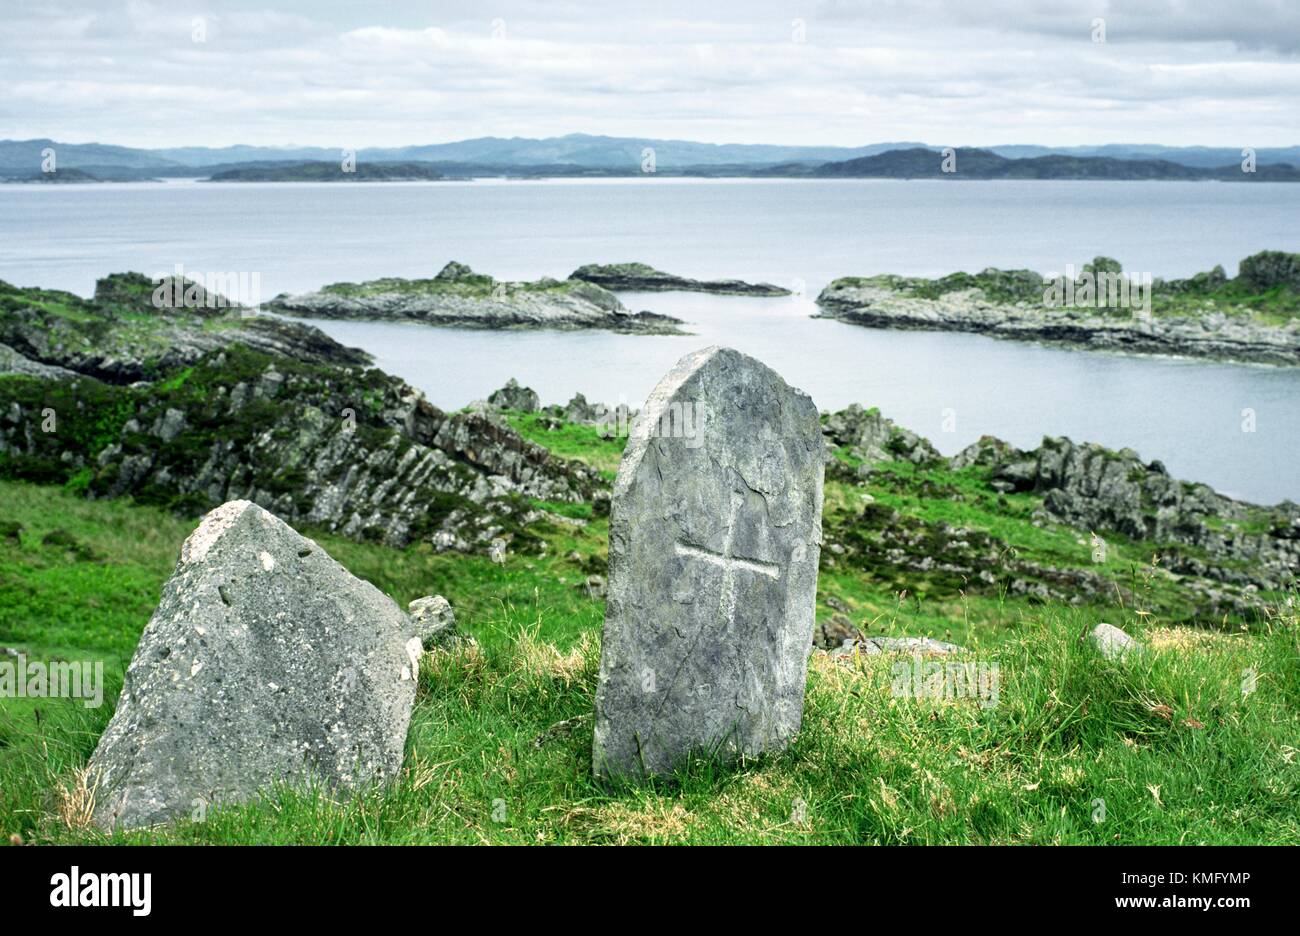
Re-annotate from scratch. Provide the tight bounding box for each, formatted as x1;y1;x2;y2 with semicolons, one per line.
488;378;540;413
593;347;824;780
0;343;79;380
409;595;458;648
990;436;1299;594
1091;622;1142;660
89;501;420;830
822;403;942;468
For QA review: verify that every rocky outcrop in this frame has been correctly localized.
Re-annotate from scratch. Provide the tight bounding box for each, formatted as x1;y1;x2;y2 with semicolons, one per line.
822;403;942;470
0;343;79;380
0;274;370;384
822;500;1137;608
570;262;791;296
817;282;1300;365
0;341;602;554
816;254;1300;365
987;436;1299;593
88;501;421;830
268;262;685;335
487;378;540;413
1239;251;1300;292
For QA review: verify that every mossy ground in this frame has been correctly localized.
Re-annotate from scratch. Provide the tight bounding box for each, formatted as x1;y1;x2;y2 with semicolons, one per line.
1;417;1296;844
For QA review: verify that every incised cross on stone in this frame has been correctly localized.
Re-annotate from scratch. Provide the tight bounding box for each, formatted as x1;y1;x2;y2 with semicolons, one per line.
674;489;781;635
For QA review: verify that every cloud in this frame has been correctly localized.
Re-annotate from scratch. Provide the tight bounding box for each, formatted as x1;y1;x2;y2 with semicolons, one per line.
0;0;1296;147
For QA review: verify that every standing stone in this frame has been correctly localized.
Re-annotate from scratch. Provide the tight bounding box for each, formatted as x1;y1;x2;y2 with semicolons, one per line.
593;347;824;780
89;500;421;830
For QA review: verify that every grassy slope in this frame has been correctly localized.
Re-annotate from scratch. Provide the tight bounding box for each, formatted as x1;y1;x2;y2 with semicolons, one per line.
1;418;1297;844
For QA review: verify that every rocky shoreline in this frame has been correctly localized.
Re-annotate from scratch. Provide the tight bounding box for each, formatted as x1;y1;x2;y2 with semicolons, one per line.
817;252;1300;366
1;271;1295;630
570;262;791;296
268;261;685;334
815;284;1300;364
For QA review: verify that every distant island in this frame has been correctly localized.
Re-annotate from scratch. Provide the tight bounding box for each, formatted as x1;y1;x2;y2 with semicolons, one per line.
207;161;445;182
762;147;1300;181
570;262;791;295
267;261;685;334
0;167;144;184
817;250;1300;364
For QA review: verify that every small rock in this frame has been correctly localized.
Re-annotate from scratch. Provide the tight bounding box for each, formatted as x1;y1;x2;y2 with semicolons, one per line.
408;595;457;649
1090;622;1142;660
487;378;540;413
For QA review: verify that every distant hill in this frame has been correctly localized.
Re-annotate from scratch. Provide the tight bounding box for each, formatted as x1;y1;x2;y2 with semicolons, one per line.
780;147;1300;181
207;161;444;182
3;135;1299;181
987;143;1300;169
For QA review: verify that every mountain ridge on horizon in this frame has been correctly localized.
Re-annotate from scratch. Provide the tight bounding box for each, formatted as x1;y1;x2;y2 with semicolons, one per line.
4;132;1300;176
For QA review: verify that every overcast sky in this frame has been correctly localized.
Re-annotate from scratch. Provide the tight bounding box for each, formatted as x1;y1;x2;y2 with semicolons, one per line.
3;0;1298;149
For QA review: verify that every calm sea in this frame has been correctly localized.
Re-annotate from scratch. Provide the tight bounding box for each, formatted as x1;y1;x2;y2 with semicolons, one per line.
1;178;1297;503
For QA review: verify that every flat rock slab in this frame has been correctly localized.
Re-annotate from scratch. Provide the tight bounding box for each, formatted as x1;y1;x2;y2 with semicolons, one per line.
593;346;824;780
89;500;420;830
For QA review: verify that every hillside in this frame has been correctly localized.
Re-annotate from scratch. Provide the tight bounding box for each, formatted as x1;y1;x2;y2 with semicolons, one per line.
1;429;1296;843
0;274;1296;844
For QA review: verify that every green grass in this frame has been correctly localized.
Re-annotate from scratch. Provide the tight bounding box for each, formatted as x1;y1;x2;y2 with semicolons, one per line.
4;580;1296;844
1;416;1296;844
504;412;627;477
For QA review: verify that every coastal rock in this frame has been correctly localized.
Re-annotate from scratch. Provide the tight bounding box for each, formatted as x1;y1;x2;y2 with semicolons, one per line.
1238;251;1300;292
0;274;370;385
824;500;1136;607
563;392;600;424
267;262;685;335
950;435;1022;469
815;254;1300;366
570;262;791;296
88;501;419;830
593;347;824;780
0;328;602;554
